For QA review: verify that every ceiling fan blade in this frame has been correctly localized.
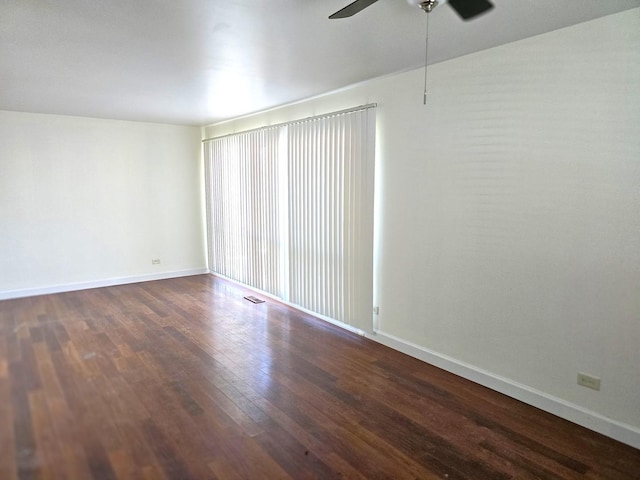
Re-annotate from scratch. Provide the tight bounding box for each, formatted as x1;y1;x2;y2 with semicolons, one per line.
329;0;381;19
447;0;493;20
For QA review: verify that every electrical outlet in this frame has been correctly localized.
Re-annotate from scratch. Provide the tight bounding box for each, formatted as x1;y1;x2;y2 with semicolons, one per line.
577;372;601;391
152;259;161;265
373;306;379;315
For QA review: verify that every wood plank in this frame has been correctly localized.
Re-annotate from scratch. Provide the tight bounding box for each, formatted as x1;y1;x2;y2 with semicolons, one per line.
1;274;638;479
0;374;18;480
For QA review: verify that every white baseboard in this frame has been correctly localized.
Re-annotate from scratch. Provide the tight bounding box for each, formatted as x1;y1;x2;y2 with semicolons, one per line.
0;268;210;301
367;329;640;450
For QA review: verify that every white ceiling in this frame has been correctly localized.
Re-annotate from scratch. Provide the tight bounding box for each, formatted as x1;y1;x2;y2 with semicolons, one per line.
1;0;638;126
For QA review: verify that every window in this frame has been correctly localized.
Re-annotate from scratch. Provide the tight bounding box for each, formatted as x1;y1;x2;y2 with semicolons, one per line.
203;105;375;331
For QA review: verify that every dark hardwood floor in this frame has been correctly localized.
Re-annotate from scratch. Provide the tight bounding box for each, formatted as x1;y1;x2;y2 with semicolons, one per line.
1;274;638;479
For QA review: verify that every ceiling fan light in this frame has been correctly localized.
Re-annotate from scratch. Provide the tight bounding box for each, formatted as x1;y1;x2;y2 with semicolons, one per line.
406;0;447;8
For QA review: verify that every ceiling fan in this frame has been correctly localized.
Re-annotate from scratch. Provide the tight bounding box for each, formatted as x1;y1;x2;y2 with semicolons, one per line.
329;0;493;21
329;0;494;103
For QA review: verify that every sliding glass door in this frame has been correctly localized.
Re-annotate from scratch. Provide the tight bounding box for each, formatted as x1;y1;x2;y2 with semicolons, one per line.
203;106;375;331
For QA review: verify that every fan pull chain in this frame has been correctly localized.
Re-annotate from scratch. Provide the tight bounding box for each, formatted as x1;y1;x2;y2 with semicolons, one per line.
423;10;430;105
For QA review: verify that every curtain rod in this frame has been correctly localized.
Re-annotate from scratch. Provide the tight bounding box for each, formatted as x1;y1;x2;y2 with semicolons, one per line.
202;103;377;143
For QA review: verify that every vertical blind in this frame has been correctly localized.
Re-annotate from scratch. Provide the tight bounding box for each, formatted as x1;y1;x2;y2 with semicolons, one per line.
203;106;375;331
205;127;283;296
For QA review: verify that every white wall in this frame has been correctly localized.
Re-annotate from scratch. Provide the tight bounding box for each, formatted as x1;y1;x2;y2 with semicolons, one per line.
204;9;640;445
0;111;206;297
